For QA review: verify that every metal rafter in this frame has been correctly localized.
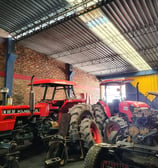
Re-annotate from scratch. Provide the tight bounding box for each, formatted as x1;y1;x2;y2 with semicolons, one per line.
11;0;113;41
49;40;100;58
74;54;118;67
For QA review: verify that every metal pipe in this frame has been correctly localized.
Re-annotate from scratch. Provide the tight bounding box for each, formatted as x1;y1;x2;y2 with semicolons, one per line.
29;75;35;115
136;82;139;101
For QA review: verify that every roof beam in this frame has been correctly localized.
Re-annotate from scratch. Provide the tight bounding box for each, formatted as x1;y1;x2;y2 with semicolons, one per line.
97;69;158;80
49;40;100;58
13;0;114;41
74;54;118;67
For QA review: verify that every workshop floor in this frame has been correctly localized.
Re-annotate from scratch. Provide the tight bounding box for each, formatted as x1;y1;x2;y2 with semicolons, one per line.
19;145;84;168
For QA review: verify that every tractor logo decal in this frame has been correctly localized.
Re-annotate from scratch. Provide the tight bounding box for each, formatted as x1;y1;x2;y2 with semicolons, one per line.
2;108;40;114
123;106;128;111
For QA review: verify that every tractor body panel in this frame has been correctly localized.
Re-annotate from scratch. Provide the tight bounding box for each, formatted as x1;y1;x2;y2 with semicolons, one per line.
31;78;86;126
119;101;149;122
46;99;85;124
44;99;85;113
0;103;49;131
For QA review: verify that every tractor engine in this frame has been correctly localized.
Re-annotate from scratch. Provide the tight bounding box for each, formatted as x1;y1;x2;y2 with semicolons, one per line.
13;117;34;143
129;107;151;136
12;116;53;144
128;105;158;144
0;102;52;149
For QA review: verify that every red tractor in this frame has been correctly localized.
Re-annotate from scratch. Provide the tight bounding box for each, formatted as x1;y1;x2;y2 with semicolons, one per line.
93;79;158;145
84;79;158;168
30;78;102;166
0;76;102;167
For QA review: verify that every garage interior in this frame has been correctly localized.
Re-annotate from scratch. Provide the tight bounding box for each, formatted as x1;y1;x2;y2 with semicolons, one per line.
0;0;158;168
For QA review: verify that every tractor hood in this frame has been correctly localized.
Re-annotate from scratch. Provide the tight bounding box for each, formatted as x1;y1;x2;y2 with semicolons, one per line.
120;101;149;108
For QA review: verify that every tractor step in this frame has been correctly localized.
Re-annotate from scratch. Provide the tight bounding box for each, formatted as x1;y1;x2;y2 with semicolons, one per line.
45;157;61;168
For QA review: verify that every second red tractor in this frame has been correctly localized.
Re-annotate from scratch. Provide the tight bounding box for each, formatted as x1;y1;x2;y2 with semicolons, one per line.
93;79;158;145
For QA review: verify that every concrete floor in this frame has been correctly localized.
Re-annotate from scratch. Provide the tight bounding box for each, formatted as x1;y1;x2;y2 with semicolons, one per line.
20;156;83;168
19;145;84;168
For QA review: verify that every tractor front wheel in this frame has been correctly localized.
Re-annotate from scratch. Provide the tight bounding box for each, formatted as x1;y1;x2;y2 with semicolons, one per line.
92;104;107;133
104;116;128;143
83;144;110;168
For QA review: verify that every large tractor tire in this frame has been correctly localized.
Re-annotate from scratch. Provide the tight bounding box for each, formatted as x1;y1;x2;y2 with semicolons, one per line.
69;104;94;139
92;104;107;132
104;116;128;143
80;118;102;149
83;144;110;168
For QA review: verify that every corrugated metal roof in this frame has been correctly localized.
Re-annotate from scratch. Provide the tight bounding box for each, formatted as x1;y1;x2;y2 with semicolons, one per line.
0;0;158;78
0;0;105;40
20;17;135;76
0;0;69;36
101;0;158;70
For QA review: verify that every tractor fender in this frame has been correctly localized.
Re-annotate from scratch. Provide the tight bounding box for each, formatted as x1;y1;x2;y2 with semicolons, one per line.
69;103;94;120
97;101;111;118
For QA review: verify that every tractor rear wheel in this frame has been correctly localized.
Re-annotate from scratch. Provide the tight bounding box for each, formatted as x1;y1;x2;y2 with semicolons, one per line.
80;118;102;149
104;116;128;143
92;104;107;132
69;104;94;139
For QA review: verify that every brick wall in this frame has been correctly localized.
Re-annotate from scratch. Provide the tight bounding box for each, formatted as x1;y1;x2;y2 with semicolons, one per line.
13;44;69;104
73;68;99;104
15;45;68;79
0;42;100;105
0;42;5;71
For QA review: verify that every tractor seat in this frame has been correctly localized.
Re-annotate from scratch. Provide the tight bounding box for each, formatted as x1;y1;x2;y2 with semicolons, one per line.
109;99;120;115
112;99;120;113
49;101;65;114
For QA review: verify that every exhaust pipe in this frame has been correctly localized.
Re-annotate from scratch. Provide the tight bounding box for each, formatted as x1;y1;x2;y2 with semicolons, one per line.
29;75;35;116
136;82;139;101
